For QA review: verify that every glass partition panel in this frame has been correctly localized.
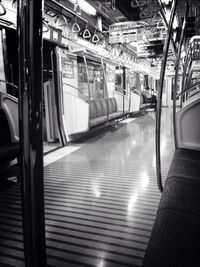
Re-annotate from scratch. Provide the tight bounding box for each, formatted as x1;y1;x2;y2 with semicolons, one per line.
77;57;89;101
115;66;123;93
129;72;141;92
125;68;130;94
78;57;105;100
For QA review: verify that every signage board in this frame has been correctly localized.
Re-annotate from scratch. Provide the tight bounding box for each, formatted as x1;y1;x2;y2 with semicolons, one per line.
109;21;137;32
109;29;138;44
109;21;139;44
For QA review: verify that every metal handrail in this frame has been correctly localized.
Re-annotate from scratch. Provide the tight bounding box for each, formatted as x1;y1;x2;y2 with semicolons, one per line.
177;81;200;98
83;54;91;130
62;82;89;99
173;0;189;149
0;79;18;89
156;0;178;193
180;36;200;98
101;58;109;123
180;37;200;106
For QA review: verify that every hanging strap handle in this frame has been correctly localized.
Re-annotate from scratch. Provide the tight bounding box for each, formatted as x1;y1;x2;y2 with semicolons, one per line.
42;18;50;33
83;23;91;39
92;30;99;43
55;15;67;28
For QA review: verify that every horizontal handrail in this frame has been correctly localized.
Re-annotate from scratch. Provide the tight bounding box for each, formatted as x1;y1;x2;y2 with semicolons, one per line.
0;79;18;89
189;35;200;44
177;81;200;98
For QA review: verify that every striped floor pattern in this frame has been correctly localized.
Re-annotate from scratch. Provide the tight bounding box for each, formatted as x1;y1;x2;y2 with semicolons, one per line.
0;109;174;266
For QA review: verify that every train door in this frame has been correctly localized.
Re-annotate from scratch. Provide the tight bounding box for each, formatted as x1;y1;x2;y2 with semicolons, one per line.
43;40;63;152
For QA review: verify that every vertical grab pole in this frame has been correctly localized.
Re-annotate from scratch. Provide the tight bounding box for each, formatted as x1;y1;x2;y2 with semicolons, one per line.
156;0;178;193
101;58;109;123
18;0;46;266
122;66;125;117
83;54;91;129
173;0;189;149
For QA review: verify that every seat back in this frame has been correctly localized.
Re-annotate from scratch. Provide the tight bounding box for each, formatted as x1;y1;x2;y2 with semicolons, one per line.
0;93;19;142
95;100;103;117
99;99;107;116
110;98;117;113
90;100;97;119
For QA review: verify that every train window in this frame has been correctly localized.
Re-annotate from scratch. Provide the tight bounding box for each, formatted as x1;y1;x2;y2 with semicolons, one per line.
115;66;123;93
129;72;141;91
144;75;149;89
124;68;129;95
77;61;89;99
171;77;180;99
78;59;105;100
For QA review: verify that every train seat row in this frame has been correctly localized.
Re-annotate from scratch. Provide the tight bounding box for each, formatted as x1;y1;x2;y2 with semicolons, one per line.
140;91;157;110
144;88;200;266
89;98;125;127
143;147;200;266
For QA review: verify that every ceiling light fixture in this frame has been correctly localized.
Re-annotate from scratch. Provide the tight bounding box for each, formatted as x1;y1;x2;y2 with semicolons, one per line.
69;0;97;16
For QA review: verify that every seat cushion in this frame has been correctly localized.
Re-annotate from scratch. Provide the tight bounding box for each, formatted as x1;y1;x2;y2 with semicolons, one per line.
160;176;200;216
143;209;200;267
90;116;107;127
108;111;123;120
143;148;200;267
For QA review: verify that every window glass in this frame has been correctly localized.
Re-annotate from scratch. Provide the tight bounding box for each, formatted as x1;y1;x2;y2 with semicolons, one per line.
77;61;89;101
77;58;105;100
129;72;141;91
125;68;130;94
115;66;123;93
88;61;104;100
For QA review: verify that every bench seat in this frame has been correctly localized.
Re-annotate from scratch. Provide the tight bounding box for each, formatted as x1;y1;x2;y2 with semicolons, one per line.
143;148;200;267
89;98;124;127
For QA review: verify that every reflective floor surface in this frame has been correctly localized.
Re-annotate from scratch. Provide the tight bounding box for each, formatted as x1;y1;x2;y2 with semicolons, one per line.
0;108;175;267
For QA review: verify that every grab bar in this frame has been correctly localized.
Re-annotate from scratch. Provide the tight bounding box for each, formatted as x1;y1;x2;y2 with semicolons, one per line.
173;0;189;149
156;0;178;193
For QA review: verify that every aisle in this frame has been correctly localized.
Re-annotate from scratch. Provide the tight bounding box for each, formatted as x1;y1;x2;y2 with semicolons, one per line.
44;108;174;267
0;108;174;267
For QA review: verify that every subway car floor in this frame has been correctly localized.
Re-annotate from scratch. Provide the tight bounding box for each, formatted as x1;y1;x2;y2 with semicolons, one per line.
0;108;174;267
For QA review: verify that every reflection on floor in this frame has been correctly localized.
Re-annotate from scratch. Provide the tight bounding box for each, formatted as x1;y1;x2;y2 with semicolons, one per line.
0;108;175;267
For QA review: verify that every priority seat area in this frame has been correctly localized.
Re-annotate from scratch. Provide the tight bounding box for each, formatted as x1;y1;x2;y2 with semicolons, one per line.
143;148;200;267
89;98;123;127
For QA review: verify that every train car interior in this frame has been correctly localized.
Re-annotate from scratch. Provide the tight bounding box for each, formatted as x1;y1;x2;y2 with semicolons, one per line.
0;0;200;266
